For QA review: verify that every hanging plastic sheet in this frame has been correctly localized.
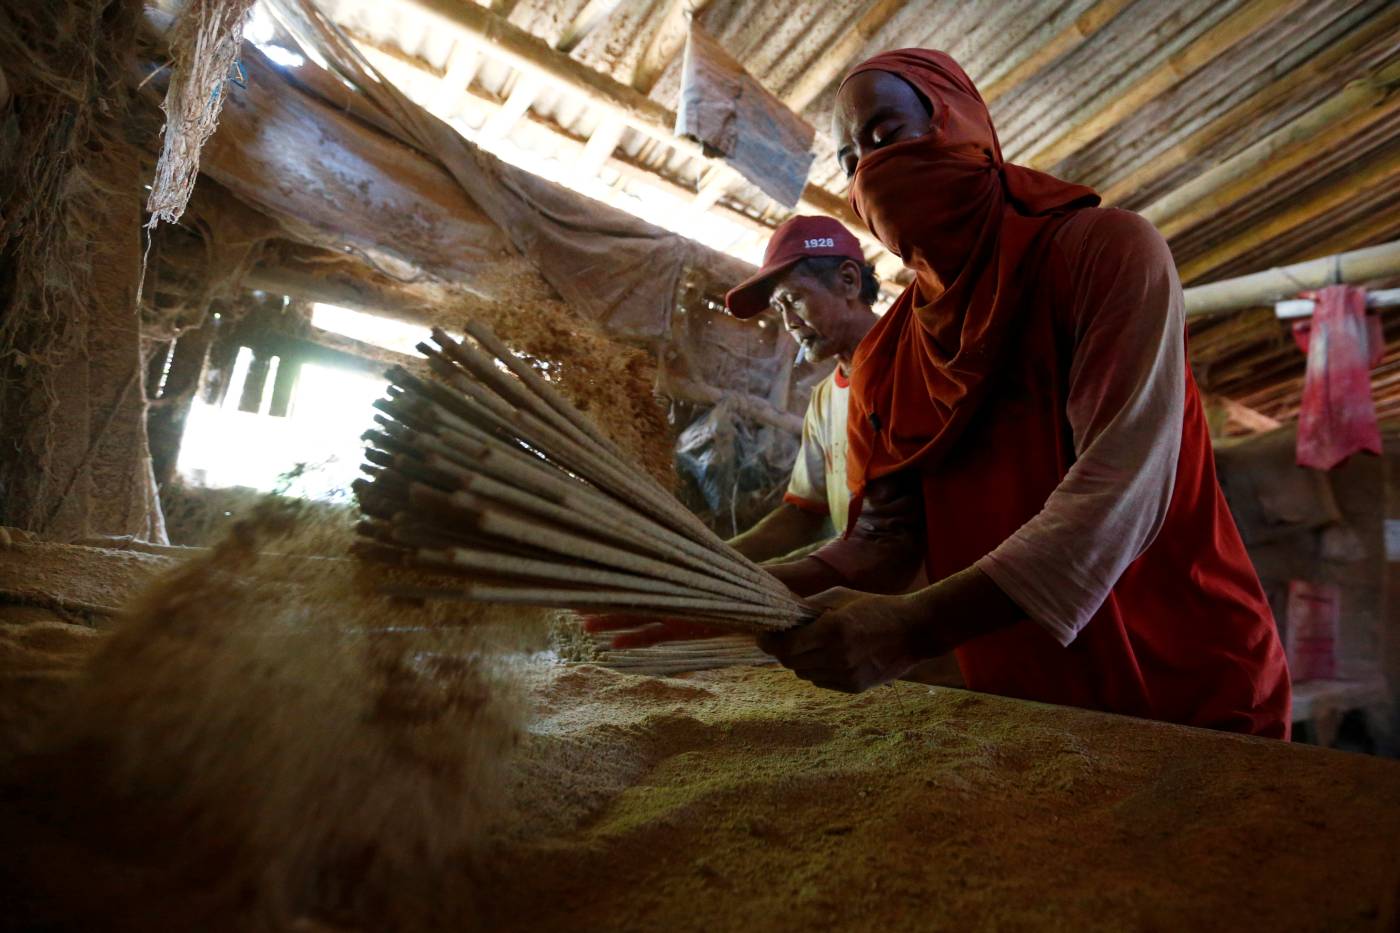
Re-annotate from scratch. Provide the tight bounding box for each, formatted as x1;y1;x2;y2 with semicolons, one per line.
674;398;800;537
1293;285;1382;470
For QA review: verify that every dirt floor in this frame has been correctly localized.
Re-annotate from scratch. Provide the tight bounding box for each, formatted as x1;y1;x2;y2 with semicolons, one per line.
2;540;1399;931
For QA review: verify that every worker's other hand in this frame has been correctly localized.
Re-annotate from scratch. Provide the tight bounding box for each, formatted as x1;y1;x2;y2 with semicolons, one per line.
757;587;922;693
579;613;724;649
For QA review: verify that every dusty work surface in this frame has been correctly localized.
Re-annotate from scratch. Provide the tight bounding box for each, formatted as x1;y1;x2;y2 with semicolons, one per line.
2;541;1399;931
486;665;1400;932
0;539;178;622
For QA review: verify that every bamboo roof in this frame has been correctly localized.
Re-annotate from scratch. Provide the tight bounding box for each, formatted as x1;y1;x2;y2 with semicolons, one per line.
265;0;1399;435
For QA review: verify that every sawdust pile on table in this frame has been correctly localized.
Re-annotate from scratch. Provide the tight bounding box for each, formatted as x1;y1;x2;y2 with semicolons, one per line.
2;538;1400;931
1;506;547;931
482;664;1400;932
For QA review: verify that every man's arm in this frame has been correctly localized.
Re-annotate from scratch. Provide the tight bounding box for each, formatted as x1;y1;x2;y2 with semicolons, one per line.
728;502;831;563
975;209;1184;646
766;470;926;597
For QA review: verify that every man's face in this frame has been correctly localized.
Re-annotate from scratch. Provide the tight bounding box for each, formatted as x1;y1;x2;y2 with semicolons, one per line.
832;70;934;179
768;264;853;364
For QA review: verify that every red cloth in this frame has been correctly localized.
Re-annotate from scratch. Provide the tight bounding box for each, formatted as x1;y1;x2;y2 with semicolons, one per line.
1284;580;1340;682
838;50;1291;737
1294;285;1382;470
841;50;1098;503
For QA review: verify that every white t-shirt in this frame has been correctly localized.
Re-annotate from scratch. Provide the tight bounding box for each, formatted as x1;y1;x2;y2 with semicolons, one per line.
784;366;851;533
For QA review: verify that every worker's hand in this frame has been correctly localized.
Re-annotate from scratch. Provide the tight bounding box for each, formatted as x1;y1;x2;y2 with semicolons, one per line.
763;556;847;599
757;587;923;693
579;613;724;649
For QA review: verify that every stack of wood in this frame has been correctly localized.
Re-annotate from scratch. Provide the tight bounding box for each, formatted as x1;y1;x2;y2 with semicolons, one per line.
353;322;815;636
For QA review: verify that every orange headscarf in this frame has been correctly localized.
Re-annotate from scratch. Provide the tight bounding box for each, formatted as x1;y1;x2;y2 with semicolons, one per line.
841;50;1098;509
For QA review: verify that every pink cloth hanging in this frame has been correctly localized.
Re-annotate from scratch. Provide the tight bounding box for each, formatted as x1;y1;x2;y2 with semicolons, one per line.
1294;285;1382;470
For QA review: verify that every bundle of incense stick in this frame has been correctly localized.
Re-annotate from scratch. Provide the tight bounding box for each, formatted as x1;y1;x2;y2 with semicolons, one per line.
353;321;816;634
589;634;776;676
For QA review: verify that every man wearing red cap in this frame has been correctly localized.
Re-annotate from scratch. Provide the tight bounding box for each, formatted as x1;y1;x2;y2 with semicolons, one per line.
723;215;881;562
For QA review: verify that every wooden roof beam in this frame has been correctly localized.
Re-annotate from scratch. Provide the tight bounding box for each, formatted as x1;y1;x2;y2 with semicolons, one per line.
1177;145;1400;285
556;0;627;54
486;0;626;138
1023;0;1306;170
479;72;543;139
433;39;483;115
1182;238;1400;317
1144;58;1400;237
356;39;776;241
632;0;713;94
394;0;874;246
779;0;904;113
979;0;1135;105
1100;5;1400;206
196;49;517;295
577;116;627;177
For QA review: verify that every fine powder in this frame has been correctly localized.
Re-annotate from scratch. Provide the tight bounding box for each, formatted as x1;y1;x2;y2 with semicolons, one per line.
2;533;1400;930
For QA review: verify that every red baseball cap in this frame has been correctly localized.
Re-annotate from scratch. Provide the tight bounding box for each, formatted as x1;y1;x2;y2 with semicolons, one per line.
724;215;865;319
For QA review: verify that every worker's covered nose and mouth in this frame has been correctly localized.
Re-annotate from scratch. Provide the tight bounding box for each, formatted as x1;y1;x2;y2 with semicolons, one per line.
834;52;1090;293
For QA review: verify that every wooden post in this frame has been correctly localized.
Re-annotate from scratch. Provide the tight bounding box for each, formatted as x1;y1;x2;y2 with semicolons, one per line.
200;308;240;407
268;352;302;417
147;317;219;488
238;347;272;414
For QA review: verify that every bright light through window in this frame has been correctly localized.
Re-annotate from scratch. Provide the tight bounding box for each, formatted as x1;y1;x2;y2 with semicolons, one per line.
310;302;445;355
176;356;385;501
246;3;307;68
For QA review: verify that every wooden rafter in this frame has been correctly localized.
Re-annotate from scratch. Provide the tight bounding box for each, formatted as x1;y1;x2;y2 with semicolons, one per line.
1177;147;1400;284
356;41;777;241
1099;5;1400;206
778;0;903;113
1024;0;1305;170
632;0;712;94
1144;58;1400;237
1183;239;1400;317
391;0;874;244
555;0;627;53
980;0;1135;104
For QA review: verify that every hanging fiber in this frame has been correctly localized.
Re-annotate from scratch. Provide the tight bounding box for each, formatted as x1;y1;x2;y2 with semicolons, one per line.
145;0;255;230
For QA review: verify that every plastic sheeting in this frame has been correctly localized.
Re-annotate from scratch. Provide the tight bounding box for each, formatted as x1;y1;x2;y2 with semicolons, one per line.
1293;285;1383;470
675;397;800;537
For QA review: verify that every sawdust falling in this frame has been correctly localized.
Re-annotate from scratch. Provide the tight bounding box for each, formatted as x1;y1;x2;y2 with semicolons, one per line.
446;270;676;487
2;498;548;930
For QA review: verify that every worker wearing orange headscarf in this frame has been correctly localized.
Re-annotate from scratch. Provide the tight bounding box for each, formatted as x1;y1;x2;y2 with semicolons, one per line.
750;50;1292;738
